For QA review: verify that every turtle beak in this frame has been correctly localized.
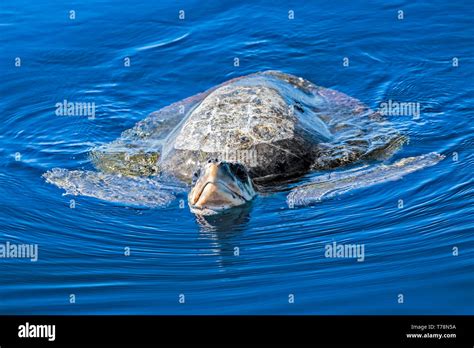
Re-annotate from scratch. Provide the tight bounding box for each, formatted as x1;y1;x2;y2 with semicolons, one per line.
188;161;255;215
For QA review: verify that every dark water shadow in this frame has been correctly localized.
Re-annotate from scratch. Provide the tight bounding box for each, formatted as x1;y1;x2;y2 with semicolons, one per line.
194;203;253;263
194;202;252;234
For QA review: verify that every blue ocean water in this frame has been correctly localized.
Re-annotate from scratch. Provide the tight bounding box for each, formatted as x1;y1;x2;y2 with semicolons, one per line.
0;0;473;314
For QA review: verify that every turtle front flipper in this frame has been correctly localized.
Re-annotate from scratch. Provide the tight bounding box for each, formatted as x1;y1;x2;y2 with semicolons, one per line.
90;140;162;177
43;168;186;208
287;152;444;207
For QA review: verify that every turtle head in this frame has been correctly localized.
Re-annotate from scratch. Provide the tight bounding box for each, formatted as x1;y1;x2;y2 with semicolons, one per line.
188;159;256;215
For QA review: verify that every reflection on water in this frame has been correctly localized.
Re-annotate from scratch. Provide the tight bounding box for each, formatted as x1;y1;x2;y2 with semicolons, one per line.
195;204;252;267
196;203;251;242
195;203;252;234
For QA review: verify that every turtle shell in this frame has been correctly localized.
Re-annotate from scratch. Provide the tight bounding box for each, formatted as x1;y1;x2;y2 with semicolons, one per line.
92;71;406;184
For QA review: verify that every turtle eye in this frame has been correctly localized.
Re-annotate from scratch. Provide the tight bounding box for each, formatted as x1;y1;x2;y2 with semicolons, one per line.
192;169;200;184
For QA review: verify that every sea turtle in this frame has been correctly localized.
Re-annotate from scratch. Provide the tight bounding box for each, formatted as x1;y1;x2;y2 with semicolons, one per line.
43;71;444;215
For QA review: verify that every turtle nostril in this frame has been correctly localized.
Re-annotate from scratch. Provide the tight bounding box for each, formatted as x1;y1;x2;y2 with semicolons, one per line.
214;158;218;163
208;159;212;163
